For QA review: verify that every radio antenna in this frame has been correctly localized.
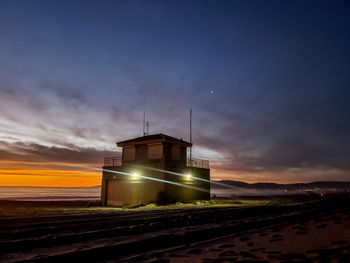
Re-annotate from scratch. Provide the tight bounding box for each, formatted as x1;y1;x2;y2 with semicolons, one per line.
189;108;192;160
143;100;146;136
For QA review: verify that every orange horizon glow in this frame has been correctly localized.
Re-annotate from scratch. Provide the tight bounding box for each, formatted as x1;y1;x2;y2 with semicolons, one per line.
1;160;349;187
0;160;101;187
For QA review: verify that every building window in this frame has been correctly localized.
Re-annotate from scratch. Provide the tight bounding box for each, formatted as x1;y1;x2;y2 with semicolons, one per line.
123;147;135;161
148;144;163;159
171;145;181;160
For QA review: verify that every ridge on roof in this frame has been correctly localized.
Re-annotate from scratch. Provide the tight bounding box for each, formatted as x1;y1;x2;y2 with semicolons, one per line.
116;133;192;146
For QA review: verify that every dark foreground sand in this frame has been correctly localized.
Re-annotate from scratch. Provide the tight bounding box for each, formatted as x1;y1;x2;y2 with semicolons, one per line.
161;208;350;262
0;195;349;263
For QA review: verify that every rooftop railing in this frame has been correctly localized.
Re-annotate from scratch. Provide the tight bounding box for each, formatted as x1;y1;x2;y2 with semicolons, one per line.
104;156;122;167
186;158;210;169
104;156;209;169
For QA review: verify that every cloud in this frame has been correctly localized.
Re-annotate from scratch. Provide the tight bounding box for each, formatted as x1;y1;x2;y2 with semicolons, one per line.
0;0;349;184
192;90;350;176
0;140;118;165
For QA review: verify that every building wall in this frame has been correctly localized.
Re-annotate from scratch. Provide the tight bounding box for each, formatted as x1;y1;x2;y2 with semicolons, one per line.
164;166;210;201
122;146;135;161
101;166;165;206
147;143;163;159
106;180;164;206
101;141;210;206
135;144;148;161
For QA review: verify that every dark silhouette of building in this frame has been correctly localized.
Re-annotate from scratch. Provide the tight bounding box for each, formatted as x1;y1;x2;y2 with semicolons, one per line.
101;133;210;206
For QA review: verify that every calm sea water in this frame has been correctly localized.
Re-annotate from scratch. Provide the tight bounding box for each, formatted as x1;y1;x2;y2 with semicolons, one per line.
0;186;101;201
0;186;292;201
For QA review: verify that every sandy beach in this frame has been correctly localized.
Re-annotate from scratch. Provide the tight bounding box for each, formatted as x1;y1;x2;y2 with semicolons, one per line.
162;206;350;262
0;194;349;262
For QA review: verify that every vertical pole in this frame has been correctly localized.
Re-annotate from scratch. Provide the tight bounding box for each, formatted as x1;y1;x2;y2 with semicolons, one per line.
146;121;149;135
190;108;192;160
143;100;146;136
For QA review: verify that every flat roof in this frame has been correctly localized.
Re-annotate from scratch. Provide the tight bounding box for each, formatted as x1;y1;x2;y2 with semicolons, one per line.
117;133;192;147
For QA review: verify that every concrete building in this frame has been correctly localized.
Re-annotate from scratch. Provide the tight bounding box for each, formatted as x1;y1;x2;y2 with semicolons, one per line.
101;133;210;206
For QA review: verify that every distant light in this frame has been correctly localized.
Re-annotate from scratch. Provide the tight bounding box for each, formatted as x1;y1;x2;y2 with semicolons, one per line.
185;174;192;180
210;90;214;94
132;172;139;179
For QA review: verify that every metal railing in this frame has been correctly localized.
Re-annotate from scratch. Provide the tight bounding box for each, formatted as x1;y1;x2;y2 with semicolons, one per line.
186;158;209;169
104;156;122;167
104;156;209;168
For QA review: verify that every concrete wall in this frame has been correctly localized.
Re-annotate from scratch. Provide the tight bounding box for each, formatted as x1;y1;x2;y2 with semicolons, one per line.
101;141;210;206
106;180;164;206
101;166;164;206
101;164;210;206
164;166;210;201
101;166;165;206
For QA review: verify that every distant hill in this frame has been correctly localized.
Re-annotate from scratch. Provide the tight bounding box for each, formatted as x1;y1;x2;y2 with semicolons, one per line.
211;180;350;191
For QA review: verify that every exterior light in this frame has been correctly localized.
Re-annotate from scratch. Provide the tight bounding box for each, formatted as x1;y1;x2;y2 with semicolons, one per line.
185;174;192;180
131;172;139;179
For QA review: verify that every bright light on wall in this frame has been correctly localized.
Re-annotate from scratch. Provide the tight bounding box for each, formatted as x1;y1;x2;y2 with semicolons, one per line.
131;172;139;179
185;174;192;180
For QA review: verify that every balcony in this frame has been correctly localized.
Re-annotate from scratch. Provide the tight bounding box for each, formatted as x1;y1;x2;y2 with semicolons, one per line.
104;156;122;167
186;158;209;169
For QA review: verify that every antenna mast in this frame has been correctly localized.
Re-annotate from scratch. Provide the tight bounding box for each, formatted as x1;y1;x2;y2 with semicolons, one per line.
146;121;149;135
143;100;146;136
189;108;192;160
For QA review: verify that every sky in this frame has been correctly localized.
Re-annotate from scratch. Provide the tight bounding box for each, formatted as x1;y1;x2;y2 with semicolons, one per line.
0;0;349;186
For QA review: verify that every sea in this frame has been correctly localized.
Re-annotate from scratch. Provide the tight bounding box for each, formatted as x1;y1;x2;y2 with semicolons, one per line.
0;186;102;201
0;186;292;201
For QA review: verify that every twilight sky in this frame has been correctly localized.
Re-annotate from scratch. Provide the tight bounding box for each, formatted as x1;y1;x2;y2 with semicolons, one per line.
0;0;349;186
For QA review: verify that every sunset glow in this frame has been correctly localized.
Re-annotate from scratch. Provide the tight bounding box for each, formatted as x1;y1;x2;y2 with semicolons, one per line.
0;161;100;187
0;0;349;187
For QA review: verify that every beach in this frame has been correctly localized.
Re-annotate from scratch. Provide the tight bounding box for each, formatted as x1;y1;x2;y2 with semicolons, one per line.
0;194;349;262
162;204;350;262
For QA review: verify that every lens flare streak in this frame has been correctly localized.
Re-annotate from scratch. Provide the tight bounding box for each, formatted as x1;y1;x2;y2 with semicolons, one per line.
132;165;253;192
68;164;210;193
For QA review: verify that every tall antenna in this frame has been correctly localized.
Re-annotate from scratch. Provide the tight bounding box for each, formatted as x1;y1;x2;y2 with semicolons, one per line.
146;121;149;135
143;100;146;136
189;108;192;160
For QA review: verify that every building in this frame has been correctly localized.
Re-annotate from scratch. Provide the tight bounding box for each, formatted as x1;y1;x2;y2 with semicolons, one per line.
101;133;210;206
